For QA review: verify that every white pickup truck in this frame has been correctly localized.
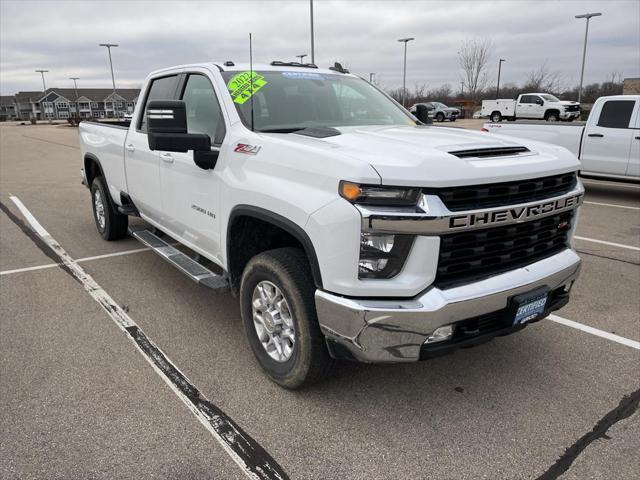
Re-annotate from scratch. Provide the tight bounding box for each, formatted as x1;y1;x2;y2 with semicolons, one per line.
483;95;640;182
482;93;581;123
79;62;584;388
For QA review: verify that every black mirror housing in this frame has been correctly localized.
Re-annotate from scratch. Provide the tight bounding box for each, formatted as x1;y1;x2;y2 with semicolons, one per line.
147;100;211;153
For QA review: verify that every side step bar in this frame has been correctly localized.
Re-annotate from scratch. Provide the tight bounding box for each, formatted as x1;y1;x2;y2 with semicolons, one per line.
129;227;228;292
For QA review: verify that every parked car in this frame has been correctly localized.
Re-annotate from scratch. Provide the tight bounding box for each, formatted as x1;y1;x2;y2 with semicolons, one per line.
410;101;460;122
472;110;483;119
79;61;583;388
482;93;580;123
483;95;639;182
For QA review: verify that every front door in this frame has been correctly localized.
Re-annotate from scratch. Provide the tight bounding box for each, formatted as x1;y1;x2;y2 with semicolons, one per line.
516;95;538;119
581;98;636;176
159;72;227;261
125;74;180;223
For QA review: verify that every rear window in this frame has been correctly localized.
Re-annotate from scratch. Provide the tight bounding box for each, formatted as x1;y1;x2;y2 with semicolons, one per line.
597;100;635;129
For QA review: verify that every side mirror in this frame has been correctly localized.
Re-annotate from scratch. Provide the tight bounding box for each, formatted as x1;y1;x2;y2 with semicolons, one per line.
146;100;218;170
537;100;544;105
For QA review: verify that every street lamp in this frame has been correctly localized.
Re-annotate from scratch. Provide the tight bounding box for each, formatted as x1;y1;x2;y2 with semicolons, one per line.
35;69;50;123
369;72;375;83
496;59;506;99
296;54;307;63
309;0;315;64
575;12;602;104
398;37;415;107
100;43;118;116
70;77;80;119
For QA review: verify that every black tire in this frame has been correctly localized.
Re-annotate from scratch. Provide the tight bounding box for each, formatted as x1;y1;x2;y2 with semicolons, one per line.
545;111;559;122
436;112;445;122
90;176;128;241
240;247;335;389
490;111;502;123
450;117;456;122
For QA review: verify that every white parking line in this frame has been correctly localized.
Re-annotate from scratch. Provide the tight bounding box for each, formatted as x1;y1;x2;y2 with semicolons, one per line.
574;236;640;252
549;314;640;350
0;246;153;276
581;179;640;189
7;195;286;480
583;201;640;211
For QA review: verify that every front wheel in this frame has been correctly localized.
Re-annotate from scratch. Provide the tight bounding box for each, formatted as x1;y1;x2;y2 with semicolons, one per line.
545;112;559;122
240;248;335;389
90;176;128;240
436;112;445;122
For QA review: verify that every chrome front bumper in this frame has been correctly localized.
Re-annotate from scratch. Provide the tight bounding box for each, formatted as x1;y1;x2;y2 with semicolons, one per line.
315;248;581;363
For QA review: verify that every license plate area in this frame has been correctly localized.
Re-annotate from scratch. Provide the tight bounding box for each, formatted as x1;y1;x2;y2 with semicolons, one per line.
509;286;550;326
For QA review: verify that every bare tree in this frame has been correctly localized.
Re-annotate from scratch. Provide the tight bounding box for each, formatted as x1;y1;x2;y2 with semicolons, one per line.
523;62;563;93
458;38;492;101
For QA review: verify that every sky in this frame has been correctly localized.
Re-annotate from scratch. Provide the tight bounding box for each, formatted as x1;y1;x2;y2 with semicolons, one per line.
1;0;639;95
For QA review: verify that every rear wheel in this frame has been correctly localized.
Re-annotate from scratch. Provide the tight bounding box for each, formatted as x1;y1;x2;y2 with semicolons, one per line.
490;111;502;123
90;176;128;240
240;247;334;389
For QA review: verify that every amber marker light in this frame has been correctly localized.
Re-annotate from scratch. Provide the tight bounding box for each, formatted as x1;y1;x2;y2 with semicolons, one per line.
339;181;362;202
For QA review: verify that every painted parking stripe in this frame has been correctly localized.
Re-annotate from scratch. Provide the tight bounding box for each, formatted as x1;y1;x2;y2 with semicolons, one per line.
583;201;640;211
548;314;640;350
5;196;287;480
1;242;183;277
581;179;640;189
574;236;640;252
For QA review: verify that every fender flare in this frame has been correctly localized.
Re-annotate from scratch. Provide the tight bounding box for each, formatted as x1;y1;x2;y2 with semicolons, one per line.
83;153;119;209
227;205;323;289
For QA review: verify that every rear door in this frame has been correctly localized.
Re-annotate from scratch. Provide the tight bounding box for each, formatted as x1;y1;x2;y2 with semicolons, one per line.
158;71;227;261
581;98;636;176
626;101;640;178
125;74;180;222
516;95;537;119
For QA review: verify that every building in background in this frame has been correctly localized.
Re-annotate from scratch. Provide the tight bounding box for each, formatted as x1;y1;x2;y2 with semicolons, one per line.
623;78;640;95
3;88;140;121
0;96;17;120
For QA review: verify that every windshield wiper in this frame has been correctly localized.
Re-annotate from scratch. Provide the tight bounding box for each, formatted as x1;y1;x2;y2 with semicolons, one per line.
257;127;306;133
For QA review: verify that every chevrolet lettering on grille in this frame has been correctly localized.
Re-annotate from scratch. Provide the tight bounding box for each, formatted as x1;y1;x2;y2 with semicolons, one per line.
448;193;584;229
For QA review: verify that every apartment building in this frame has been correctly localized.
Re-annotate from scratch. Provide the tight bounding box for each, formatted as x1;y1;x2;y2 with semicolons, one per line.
6;88;140;121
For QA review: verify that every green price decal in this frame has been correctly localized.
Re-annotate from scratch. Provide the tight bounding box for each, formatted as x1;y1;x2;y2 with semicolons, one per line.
227;72;267;104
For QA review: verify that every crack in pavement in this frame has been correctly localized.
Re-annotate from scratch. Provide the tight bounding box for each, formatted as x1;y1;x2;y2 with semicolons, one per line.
536;388;640;479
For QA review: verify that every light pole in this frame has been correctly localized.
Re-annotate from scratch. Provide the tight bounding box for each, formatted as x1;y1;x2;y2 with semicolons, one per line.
496;58;505;98
100;43;118;116
35;69;50;122
398;37;414;107
296;54;307;63
70;77;80;120
309;0;315;64
369;72;375;83
575;12;601;104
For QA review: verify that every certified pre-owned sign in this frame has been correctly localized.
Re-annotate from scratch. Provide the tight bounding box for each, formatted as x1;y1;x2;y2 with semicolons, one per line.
449;193;584;229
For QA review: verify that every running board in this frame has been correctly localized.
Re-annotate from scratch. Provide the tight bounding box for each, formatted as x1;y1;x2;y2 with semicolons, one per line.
129;227;228;292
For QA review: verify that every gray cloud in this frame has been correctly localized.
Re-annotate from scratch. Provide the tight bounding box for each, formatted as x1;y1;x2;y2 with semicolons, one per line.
1;0;638;95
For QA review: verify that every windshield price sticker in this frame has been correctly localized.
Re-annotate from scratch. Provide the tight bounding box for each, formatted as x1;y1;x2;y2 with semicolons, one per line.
227;72;267;104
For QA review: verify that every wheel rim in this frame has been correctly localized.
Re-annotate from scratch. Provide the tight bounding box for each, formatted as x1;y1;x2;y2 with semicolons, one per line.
252;280;295;362
94;189;106;230
492;114;500;122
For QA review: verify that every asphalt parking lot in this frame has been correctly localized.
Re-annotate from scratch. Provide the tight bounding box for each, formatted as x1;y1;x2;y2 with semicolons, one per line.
1;122;638;480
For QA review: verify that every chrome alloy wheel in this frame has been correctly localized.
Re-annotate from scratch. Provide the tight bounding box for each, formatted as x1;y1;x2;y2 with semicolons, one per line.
93;189;106;230
252;280;296;362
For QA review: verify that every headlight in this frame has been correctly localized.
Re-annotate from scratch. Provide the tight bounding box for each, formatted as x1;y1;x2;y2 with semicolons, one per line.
340;181;421;206
359;233;414;279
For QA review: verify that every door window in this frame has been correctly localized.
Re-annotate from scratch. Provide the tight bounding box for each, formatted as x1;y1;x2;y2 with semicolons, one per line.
597;100;635;129
520;95;535;103
181;74;226;145
138;75;179;132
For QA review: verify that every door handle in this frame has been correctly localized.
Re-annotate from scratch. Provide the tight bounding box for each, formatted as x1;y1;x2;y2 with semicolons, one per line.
587;133;604;138
160;152;174;163
125;144;135;152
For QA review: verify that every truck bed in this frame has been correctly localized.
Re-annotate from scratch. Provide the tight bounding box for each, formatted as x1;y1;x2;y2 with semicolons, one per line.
482;121;584;157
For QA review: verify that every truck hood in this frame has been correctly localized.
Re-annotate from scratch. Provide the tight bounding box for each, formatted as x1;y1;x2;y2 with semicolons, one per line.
277;125;579;187
559;101;580;107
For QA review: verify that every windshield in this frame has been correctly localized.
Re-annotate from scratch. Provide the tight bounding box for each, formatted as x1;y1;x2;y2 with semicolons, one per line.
221;70;413;132
541;94;560;102
432;102;448;108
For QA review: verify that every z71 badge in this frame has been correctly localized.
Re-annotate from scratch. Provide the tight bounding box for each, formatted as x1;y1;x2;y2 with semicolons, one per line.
234;143;262;155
